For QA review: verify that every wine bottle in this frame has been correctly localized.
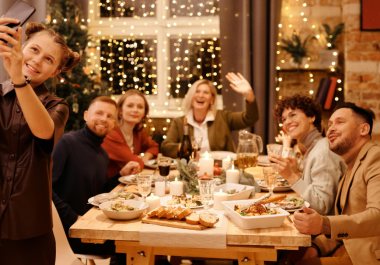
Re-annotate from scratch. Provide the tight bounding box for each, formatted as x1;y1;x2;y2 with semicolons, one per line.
179;118;193;164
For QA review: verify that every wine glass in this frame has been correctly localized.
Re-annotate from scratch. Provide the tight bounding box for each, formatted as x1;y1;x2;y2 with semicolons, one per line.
157;157;171;180
190;137;203;161
137;175;152;202
267;144;283;172
263;166;277;196
198;178;215;214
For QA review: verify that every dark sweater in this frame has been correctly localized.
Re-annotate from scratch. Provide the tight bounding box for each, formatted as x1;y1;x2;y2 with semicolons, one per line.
52;125;121;229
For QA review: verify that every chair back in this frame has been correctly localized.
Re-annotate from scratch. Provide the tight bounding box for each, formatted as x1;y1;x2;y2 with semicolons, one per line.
52;201;85;265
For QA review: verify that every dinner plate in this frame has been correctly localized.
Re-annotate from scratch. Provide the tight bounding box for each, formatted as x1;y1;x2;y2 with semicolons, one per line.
144;159;177;169
88;193;143;206
283;201;310;212
257;179;292;192
118;175;161;186
160;195;213;209
209;151;237;160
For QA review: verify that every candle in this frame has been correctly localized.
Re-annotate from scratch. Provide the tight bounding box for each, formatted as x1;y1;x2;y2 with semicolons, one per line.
200;151;213;158
170;178;183;195
222;155;231;170
213;189;228;210
199;152;214;176
155;181;166;197
226;165;240;184
146;193;161;212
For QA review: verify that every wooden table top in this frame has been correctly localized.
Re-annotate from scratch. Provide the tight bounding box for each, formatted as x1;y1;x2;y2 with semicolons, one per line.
69;168;311;248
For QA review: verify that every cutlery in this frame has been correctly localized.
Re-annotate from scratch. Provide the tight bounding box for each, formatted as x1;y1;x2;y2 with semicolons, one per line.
240;193;271;211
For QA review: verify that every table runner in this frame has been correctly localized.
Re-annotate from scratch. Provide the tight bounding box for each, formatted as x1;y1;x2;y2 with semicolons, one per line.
139;209;228;249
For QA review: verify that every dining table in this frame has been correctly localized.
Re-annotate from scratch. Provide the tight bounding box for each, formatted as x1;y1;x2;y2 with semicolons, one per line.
69;166;311;265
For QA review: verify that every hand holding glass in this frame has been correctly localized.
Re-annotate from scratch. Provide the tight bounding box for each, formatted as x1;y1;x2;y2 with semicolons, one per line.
190;137;203;161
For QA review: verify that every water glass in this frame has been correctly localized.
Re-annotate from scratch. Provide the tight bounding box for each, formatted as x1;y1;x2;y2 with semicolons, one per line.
263;167;278;195
137;175;152;202
267;144;283;171
198;178;215;214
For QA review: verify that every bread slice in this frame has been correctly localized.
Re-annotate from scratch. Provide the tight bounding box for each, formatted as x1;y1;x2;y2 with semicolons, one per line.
176;207;192;220
171;206;182;217
147;206;165;218
157;207;170;218
199;213;219;227
165;206;181;220
185;213;199;225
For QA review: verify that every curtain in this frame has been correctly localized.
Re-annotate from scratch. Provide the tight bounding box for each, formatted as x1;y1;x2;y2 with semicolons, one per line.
220;0;282;150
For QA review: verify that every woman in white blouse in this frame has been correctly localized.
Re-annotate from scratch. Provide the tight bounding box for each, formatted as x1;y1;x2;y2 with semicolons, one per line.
161;73;259;158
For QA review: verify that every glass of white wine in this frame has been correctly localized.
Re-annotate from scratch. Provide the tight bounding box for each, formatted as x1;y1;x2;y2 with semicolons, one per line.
137;175;152;202
263;166;278;195
198;178;215;214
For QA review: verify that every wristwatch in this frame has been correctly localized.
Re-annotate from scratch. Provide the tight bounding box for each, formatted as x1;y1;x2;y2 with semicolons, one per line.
11;76;31;88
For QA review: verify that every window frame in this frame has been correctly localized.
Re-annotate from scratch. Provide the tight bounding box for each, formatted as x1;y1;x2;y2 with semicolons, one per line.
88;0;220;118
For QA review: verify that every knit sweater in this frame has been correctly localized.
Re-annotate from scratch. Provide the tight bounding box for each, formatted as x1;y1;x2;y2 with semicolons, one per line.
291;128;347;215
52;125;121;229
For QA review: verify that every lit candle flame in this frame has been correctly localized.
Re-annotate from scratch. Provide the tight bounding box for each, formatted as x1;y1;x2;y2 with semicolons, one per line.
175;177;177;181
232;165;234;170
227;155;230;159
151;193;154;197
220;189;222;193
205;151;209;159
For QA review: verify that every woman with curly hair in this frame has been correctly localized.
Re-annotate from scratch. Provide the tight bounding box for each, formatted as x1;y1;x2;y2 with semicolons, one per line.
102;89;159;177
0;20;80;264
268;95;346;215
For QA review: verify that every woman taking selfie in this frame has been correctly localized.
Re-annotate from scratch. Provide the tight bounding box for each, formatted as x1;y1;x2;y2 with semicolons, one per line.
268;95;346;215
102;89;159;177
0;20;80;264
161;73;259;158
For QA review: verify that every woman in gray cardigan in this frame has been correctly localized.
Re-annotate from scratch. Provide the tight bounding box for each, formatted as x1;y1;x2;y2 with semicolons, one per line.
161;73;259;158
269;95;346;215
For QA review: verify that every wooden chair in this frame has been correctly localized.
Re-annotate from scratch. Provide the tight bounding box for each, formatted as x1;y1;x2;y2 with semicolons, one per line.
52;201;111;265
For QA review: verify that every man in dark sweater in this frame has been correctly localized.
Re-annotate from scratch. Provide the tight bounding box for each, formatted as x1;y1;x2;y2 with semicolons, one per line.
52;96;140;262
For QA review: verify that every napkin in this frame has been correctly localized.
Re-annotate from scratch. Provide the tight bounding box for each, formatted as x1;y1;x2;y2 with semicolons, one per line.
239;171;261;194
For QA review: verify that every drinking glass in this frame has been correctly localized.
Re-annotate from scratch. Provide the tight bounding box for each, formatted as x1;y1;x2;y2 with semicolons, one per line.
137;175;152;202
157;157;171;180
198;178;215;214
267;144;283;172
263;167;278;195
190;137;203;161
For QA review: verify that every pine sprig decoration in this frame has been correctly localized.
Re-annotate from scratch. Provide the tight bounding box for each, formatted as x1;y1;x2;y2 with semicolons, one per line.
323;23;344;50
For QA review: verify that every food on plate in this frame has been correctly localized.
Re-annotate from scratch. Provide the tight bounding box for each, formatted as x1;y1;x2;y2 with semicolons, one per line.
104;201;139;212
124;185;139;193
199;213;219;227
166;194;204;207
274;197;305;209
234;194;287;216
259;179;290;187
186;213;200;225
152;159;175;166
226;186;247;195
113;192;135;200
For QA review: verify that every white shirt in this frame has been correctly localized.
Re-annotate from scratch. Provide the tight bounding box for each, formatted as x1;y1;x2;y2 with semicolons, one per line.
185;109;215;153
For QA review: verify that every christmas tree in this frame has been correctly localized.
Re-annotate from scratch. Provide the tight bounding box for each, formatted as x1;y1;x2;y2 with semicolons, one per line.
45;0;111;132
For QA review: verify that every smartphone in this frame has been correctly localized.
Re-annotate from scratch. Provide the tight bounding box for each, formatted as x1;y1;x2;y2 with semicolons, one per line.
1;0;36;43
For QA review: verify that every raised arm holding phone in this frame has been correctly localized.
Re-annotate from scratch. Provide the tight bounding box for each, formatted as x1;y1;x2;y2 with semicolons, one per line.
0;16;80;265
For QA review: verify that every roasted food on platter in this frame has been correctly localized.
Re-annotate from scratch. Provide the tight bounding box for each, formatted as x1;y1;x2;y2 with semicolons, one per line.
113;192;135;200
104;201;139;212
234;194;287;216
273;197;305;209
166;194;204;207
226;186;247;194
147;206;219;227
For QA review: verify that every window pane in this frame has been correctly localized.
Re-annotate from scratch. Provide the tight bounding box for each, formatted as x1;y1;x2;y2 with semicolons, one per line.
100;0;157;18
169;37;222;98
100;38;157;95
170;0;219;17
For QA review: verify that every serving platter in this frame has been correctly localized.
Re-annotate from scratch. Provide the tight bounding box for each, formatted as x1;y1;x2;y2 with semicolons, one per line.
160;195;213;209
118;175;161;186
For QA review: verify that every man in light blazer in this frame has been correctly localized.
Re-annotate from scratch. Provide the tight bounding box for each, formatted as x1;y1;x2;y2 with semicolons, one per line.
288;102;380;265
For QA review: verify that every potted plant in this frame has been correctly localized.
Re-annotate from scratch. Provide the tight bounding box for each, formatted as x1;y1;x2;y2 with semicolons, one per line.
317;23;344;68
279;33;310;69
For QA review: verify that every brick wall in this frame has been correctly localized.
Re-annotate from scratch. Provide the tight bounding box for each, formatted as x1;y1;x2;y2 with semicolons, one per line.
343;0;380;142
278;0;380;142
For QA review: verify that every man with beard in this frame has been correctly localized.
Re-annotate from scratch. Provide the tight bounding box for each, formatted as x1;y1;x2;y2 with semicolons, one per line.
287;102;380;265
52;96;140;264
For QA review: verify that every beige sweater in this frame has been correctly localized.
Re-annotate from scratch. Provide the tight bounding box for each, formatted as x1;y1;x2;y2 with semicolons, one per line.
291;128;347;215
161;100;259;158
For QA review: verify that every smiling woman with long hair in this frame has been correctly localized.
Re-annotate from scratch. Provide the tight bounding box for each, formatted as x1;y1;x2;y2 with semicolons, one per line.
268;95;347;215
101;89;159;177
161;73;259;158
0;21;80;264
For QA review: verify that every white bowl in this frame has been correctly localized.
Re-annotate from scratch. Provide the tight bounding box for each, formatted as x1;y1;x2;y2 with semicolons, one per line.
215;183;255;200
99;200;149;220
222;199;289;229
